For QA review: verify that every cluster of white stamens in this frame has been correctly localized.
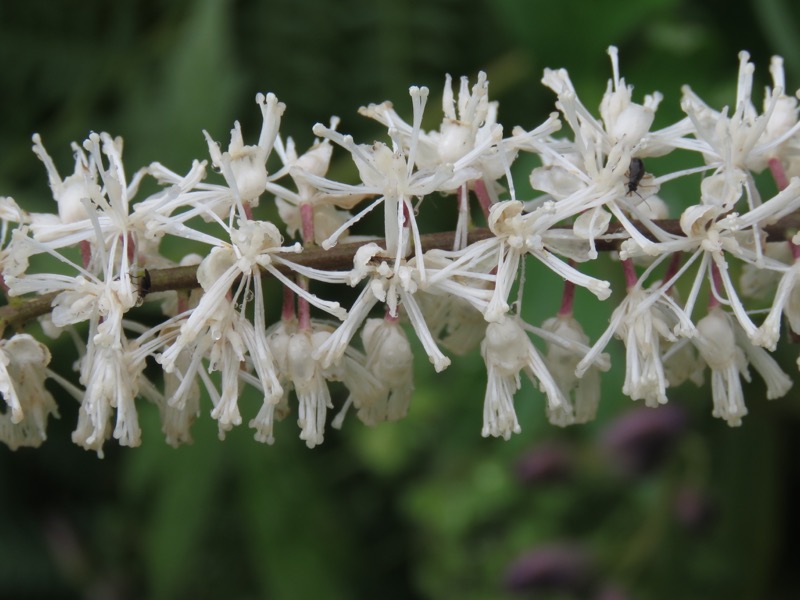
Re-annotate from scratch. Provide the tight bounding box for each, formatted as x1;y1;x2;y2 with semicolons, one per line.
1;47;800;454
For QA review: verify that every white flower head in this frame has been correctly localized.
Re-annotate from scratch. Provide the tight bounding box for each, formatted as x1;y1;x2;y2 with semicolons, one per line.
542;46;669;165
356;317;415;424
680;52;800;185
311;86;454;273
693;307;791;426
31;134;102;225
262;324;349;448
600;46;662;150
534;51;681;260
753;259;800;350
618;289;678;407
481;314;570;438
694;308;750;425
358;73;510;186
268;126;369;244
314;247;452;373
203;92;286;211
434;71;496;165
73;341;144;455
0;334;57;450
541;314;608;423
758;56;800;168
484;200;611;322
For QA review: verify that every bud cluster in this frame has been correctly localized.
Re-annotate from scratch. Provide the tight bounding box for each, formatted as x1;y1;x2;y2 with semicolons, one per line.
1;48;799;455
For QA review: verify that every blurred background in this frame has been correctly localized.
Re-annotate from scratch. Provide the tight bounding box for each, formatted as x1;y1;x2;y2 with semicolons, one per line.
1;0;800;598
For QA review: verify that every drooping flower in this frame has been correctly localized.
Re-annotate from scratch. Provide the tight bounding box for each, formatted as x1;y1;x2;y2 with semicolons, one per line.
693;307;791;425
539;313;608;422
266;319;380;446
753;259;800;350
356;317;415;424
481;314;571;438
0;334;58;450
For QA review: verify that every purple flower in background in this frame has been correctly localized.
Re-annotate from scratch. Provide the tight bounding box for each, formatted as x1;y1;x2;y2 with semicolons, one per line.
601;405;687;476
515;441;573;484
503;544;593;594
594;584;632;600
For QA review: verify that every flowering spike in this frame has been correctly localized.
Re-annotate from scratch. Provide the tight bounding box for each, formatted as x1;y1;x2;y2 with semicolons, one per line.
5;48;800;452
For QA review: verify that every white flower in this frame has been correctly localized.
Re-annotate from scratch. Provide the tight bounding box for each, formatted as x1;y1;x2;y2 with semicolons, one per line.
693;307;791;426
65;316;166;456
534;48;686;256
753;259;800;350
625;180;800;339
150;211;357;443
358;73;501;186
31;133;103;225
313;243;453;373
73;343;141;452
481;315;570;438
0;334;57;450
283;329;329;447
576;260;695;408
309;86;453;272
28;133;145;259
133;94;285;240
617;288;679;407
681;52;800;182
599;46;664;151
693;309;749;425
161;289;281;440
484;200;611;321
160;345;201;447
357;318;415;424
267;126;369;245
539;314;608;423
758;57;800;170
203;92;285;210
159;218;342;375
543;47;669;154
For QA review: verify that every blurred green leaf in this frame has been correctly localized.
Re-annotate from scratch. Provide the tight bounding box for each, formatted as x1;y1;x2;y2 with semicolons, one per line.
129;412;224;600
124;0;244;170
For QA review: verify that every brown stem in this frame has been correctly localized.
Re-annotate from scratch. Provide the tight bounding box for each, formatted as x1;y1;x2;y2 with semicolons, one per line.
4;213;800;334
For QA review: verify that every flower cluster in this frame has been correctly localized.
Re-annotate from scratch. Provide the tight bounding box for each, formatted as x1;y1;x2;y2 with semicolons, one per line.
1;48;800;455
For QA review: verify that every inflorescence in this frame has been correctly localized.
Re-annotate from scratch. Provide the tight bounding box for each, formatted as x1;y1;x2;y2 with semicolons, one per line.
2;48;800;455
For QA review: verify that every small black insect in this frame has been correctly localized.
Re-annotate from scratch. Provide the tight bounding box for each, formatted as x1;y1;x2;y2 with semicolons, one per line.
138;269;152;300
625;157;646;197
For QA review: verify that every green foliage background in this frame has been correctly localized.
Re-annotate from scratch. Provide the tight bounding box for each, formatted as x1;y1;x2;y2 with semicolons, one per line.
1;0;800;598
